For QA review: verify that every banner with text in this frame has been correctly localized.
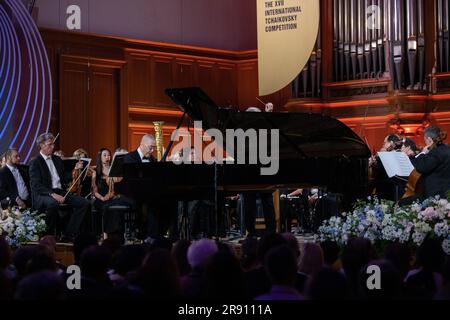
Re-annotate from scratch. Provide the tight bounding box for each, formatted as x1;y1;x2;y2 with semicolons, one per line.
257;0;319;96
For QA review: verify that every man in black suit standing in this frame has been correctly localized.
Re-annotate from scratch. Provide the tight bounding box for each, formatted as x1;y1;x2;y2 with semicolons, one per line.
0;148;31;209
29;133;90;241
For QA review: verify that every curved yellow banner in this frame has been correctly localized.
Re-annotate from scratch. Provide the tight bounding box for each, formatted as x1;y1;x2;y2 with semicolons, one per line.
257;0;320;96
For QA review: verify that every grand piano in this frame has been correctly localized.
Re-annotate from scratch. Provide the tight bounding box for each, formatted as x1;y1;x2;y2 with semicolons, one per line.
120;87;371;225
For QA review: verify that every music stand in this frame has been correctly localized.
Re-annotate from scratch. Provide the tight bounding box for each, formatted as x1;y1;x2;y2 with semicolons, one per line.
108;153;127;177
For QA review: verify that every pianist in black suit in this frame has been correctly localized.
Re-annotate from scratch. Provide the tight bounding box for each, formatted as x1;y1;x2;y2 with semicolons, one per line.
124;134;178;242
0;148;31;209
29;133;91;241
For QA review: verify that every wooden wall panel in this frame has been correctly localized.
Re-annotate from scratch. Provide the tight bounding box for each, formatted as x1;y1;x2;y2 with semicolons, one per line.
237;62;258;108
127;53;151;106
60;62;89;156
89;67;120;154
174;58;195;88
196;61;216;99
216;63;237;106
151;56;174;107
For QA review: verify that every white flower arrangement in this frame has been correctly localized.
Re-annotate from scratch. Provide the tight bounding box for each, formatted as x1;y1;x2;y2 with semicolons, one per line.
317;195;450;254
0;207;47;247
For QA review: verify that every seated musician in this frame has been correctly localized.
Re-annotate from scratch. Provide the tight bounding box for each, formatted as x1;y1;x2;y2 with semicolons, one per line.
0;149;31;209
369;134;403;201
408;125;450;200
0;152;6;168
29;133;91;242
124;134;178;242
92;148;134;240
401;138;419;159
70;148;93;198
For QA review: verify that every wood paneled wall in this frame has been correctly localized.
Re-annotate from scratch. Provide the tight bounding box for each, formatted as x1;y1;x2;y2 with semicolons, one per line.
41;23;450;157
41;28;285;156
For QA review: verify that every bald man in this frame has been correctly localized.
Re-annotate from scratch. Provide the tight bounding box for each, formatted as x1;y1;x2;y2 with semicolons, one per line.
124;134;178;242
124;134;157;164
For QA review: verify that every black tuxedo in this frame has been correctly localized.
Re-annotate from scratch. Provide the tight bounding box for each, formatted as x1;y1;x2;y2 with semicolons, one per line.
0;165;31;207
123;150;156;164
29;154;90;240
123;149;176;240
412;144;450;198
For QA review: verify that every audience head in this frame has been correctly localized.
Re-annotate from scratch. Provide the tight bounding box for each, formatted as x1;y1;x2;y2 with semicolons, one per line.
384;242;412;281
36;133;56;156
39;236;57;257
298;242;324;276
24;244;57;275
171;240;191;277
240;237;259;271
80;245;112;284
187;239;218;271
204;250;246;300
282;233;301;261
358;259;402;300
416;237;445;272
321;241;340;268
73;233;98;265
257;233;287;263
112;244;147;277
306;267;349;300
0;236;12;270
265;245;298;286
139;134;156;158
341;237;377;294
15;271;65;300
134;249;181;299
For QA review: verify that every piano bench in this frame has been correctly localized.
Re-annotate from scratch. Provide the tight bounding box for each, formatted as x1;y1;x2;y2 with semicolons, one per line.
103;205;136;242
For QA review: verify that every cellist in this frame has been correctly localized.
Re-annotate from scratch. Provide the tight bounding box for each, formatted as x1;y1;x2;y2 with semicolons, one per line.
406;126;450;202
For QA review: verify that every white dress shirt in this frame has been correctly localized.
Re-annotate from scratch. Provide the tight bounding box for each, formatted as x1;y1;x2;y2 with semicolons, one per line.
6;164;29;201
138;147;150;163
40;152;62;189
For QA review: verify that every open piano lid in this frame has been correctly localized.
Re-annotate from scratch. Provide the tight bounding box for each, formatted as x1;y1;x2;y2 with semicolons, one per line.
165;87;371;159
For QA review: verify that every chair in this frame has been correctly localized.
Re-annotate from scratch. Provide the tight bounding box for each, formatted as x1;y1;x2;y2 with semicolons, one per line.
103;204;136;242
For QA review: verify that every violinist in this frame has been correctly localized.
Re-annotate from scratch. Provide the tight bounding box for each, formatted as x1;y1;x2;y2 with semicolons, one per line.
92;148;134;240
401;138;419;159
29;133;90;242
369;134;403;201
409;126;450;199
71;148;92;197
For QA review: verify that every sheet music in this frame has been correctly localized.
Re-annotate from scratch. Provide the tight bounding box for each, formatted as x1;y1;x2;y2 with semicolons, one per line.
378;152;414;178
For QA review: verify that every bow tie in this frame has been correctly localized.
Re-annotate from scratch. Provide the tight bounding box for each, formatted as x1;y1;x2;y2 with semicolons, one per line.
143;156;152;161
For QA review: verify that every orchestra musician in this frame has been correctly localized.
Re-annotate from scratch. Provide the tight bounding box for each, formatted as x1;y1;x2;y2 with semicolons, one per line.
0;152;6;168
70;148;93;197
369;134;403;201
401;138;419;159
0;148;31;209
92;148;134;240
402;125;450;203
29;133;91;242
